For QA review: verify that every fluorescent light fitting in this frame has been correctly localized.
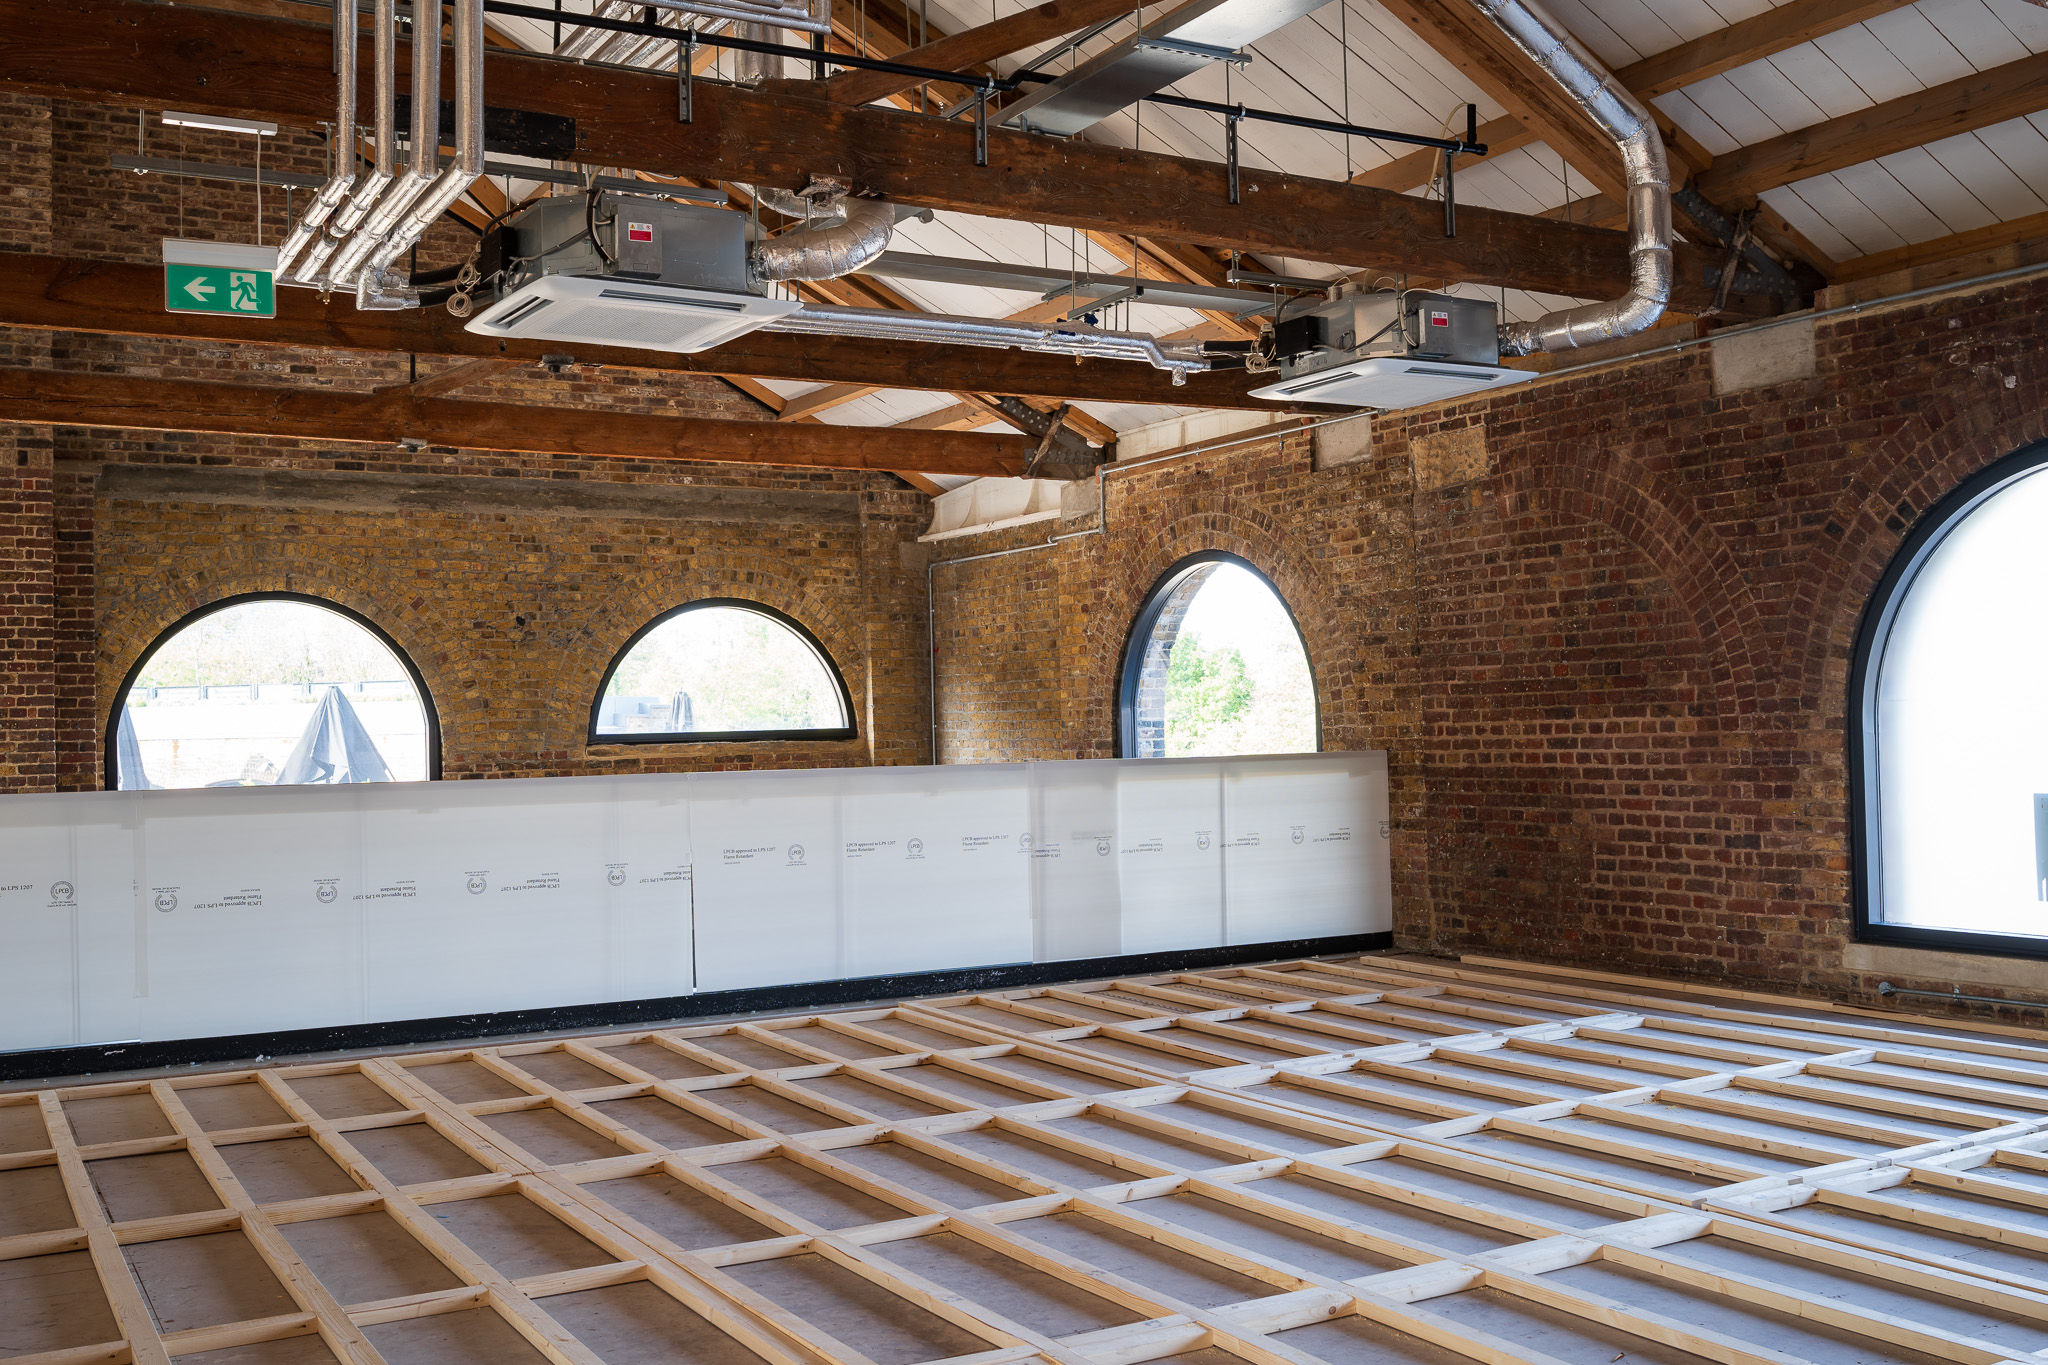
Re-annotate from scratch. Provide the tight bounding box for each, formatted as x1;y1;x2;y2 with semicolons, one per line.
161;111;278;136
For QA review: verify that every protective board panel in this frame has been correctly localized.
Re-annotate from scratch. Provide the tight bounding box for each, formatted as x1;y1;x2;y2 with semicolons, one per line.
838;763;1033;980
0;752;1390;1050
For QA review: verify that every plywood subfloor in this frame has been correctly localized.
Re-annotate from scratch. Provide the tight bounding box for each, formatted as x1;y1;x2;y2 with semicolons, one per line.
7;953;2048;1365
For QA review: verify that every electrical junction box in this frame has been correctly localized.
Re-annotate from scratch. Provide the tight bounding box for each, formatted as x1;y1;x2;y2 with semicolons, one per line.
466;193;798;354
1253;288;1534;410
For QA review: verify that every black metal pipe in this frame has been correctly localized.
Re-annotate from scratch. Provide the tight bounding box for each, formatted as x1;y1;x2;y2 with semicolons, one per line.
1145;92;1485;155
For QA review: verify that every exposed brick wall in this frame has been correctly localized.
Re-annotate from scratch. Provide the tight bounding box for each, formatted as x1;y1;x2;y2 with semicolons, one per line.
86;468;926;782
932;278;2048;1013
0;94;50;255
0;98;935;789
0;423;55;791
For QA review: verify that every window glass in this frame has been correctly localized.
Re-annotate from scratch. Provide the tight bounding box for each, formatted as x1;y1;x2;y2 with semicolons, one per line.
1871;466;2048;944
1127;561;1316;758
593;604;850;739
117;599;432;790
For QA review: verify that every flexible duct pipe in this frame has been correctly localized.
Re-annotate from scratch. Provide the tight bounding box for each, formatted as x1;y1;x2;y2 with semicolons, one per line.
1474;0;1671;355
273;0;360;278
358;0;485;295
762;304;1210;380
751;196;894;280
327;0;444;289
296;0;395;284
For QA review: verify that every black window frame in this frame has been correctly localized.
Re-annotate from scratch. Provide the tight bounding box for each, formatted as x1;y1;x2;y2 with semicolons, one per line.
106;590;443;791
1115;549;1321;759
587;597;858;746
1851;438;2048;959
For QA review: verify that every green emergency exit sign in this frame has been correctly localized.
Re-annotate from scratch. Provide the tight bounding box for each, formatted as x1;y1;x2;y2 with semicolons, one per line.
165;263;273;316
161;238;279;318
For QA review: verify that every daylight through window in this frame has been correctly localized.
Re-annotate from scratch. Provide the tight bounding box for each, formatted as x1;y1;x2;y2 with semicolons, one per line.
113;597;434;790
592;602;853;742
1860;448;2048;955
1122;557;1317;759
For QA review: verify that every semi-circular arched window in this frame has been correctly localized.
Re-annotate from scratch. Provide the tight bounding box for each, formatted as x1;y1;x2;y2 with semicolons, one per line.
590;599;855;744
1118;552;1318;759
1854;440;2048;957
109;594;438;791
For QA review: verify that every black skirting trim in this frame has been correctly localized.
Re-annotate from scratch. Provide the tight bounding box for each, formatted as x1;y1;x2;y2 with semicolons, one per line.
0;931;1392;1083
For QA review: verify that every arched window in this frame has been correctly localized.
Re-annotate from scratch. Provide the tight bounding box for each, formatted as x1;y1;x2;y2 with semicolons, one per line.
1854;440;2048;957
110;594;437;791
1118;553;1318;759
590;600;855;743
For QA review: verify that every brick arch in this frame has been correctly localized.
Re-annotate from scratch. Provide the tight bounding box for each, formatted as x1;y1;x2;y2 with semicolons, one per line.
1780;396;2048;710
97;558;454;785
1089;501;1343;752
553;553;868;756
1492;438;1767;718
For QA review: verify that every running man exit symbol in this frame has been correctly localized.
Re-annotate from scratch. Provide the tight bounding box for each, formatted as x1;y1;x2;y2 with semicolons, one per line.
164;263;274;317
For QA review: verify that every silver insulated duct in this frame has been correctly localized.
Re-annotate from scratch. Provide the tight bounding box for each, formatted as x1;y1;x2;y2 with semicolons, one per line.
273;0;361;279
325;0;445;289
752;197;895;282
1473;0;1671;355
292;0;396;285
358;0;486;300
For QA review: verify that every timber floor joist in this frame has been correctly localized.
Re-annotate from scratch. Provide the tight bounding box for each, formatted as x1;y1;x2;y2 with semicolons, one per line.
10;955;2048;1364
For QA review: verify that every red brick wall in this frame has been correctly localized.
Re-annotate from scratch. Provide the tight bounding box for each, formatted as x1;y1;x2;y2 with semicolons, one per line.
932;276;2048;1007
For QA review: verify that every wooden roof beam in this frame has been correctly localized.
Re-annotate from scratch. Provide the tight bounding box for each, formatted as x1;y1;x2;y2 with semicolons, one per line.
1352;116;1535;194
0;0;1771;317
0;370;1035;476
0;254;1287;408
1694;50;2048;203
1616;0;1924;100
1823;206;2048;300
818;0;1143;107
1369;0;1631;200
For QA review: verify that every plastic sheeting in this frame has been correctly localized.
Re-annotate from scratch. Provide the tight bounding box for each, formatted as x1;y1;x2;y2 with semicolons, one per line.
0;752;1389;1052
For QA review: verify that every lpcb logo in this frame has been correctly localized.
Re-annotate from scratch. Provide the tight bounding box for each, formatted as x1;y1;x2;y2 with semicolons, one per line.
466;875;487;895
153;891;177;913
49;881;74;904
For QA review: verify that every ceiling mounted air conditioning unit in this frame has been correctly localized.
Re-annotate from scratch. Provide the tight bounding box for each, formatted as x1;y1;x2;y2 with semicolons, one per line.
464;194;798;354
468;276;799;353
1252;287;1535;410
1249;356;1533;408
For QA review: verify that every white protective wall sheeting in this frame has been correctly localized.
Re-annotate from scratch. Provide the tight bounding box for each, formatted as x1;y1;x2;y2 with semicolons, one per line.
0;752;1389;1052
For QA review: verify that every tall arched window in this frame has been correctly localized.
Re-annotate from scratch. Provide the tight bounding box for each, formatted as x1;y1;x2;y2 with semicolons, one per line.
1855;440;2048;957
110;594;438;791
590;600;855;744
1118;553;1318;759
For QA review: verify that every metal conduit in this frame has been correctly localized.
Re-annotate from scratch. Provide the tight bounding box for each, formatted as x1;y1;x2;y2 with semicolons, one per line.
761;304;1209;380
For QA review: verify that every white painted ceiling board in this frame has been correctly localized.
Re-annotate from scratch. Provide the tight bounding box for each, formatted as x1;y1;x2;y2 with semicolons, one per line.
1760;184;1864;258
1962;119;2048;213
1784;173;1914;253
1830;159;1969;241
1875;145;2004;234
